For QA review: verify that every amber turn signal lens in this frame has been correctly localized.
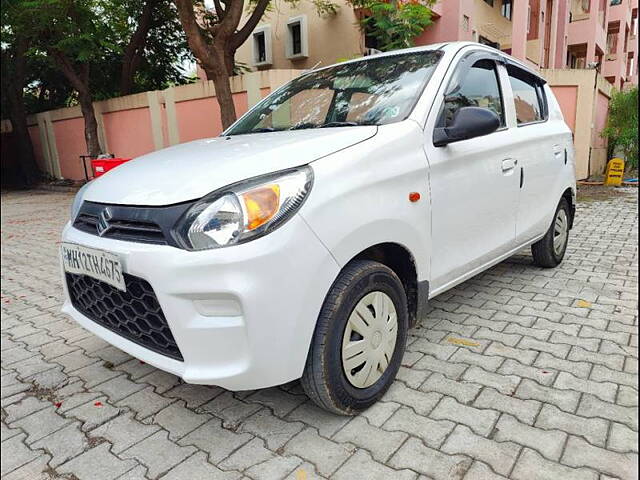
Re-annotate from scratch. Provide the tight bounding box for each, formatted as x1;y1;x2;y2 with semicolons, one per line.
242;185;281;230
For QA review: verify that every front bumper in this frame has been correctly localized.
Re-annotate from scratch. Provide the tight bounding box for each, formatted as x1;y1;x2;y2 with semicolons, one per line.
60;214;340;390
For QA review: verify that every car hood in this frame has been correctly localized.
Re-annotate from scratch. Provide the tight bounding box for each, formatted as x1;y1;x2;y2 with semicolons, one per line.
83;126;377;206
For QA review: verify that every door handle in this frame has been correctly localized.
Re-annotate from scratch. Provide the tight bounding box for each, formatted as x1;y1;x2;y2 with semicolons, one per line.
502;158;517;172
552;144;564;159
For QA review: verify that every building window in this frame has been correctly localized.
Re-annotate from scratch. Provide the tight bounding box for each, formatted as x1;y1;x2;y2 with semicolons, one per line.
501;0;513;20
252;25;272;67
610;0;622;5
483;0;494;6
462;15;470;32
286;16;308;59
568;48;587;68
574;56;587;68
291;24;302;55
607;22;620;54
570;0;591;21
255;32;266;62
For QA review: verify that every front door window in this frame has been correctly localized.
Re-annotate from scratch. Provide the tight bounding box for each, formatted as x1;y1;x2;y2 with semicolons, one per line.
437;59;505;128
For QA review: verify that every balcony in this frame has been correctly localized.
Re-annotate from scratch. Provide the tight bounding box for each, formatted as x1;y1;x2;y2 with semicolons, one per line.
608;0;633;24
602;55;627;78
568;18;608;51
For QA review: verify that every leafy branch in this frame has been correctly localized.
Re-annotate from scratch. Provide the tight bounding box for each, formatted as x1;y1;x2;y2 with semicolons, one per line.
350;0;435;52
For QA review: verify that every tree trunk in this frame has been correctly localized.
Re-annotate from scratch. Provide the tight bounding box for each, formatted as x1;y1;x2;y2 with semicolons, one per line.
204;62;237;130
7;86;40;185
52;52;103;158
224;51;235;76
3;39;40;185
120;0;157;96
174;0;248;130
78;89;102;158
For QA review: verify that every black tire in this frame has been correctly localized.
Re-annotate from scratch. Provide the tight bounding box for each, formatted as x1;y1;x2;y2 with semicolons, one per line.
301;260;408;415
531;198;571;268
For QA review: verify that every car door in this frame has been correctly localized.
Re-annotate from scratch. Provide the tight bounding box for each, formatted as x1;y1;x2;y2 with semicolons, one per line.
502;65;567;244
424;52;520;295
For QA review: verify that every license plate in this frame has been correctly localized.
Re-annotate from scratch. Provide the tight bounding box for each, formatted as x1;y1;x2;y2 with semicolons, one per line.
61;243;126;292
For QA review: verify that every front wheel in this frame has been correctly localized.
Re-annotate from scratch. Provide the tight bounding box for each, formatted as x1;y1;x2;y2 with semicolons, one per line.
301;260;408;415
531;198;571;268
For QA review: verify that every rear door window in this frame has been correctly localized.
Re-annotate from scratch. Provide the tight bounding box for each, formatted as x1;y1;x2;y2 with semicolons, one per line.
507;66;547;125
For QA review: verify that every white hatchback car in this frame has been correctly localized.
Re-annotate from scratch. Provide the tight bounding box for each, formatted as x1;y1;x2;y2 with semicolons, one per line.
61;42;576;414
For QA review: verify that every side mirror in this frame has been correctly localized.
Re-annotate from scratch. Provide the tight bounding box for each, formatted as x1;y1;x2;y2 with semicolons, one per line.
433;107;501;147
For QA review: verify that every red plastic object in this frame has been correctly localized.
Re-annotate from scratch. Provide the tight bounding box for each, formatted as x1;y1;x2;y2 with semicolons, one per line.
91;157;131;178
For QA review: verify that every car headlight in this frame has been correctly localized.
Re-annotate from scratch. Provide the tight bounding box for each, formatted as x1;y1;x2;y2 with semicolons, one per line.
173;166;313;250
70;183;90;221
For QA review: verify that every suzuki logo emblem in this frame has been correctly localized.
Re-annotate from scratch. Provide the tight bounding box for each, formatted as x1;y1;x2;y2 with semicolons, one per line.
96;207;113;236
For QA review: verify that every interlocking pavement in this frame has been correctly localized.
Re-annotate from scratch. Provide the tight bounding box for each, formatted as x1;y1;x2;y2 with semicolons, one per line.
1;188;638;480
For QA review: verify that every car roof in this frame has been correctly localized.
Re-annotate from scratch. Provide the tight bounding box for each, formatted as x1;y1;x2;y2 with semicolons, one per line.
307;42;544;82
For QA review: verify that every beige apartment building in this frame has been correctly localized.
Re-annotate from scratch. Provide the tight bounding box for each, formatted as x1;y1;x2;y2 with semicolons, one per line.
234;0;362;71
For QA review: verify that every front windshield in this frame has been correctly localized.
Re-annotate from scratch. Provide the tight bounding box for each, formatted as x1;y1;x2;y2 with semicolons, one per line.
225;50;443;136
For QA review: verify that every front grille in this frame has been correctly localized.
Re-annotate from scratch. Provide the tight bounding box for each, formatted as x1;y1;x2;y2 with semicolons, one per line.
73;201;193;247
66;272;183;361
74;213;165;244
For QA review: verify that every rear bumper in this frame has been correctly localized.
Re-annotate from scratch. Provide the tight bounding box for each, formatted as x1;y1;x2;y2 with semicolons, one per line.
60;214;340;390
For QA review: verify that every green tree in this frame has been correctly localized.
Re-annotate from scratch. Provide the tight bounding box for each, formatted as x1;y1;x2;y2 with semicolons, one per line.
21;54;75;114
98;0;192;97
1;0;41;185
175;0;338;130
17;0;115;157
351;0;436;52
602;87;638;170
2;0;192;162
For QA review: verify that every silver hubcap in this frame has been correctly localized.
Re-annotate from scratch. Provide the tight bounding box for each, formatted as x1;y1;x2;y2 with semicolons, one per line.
341;291;398;389
553;209;569;256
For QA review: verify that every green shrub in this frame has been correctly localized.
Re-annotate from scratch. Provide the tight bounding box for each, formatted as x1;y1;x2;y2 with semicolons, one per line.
602;87;638;170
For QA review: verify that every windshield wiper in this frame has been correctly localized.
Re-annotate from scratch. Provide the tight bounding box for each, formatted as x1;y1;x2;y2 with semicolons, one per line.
289;123;318;130
319;121;361;128
249;127;283;133
289;121;364;132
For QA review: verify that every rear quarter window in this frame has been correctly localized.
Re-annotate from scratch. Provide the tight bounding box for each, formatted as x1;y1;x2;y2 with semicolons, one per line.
507;66;548;125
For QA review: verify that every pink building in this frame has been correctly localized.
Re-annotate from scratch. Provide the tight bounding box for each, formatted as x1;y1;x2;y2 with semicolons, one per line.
415;0;570;70
565;0;638;89
602;0;638;88
415;0;637;88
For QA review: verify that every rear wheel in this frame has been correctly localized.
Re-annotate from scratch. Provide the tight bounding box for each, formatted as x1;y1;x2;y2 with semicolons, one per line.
531;198;571;268
301;260;408;415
